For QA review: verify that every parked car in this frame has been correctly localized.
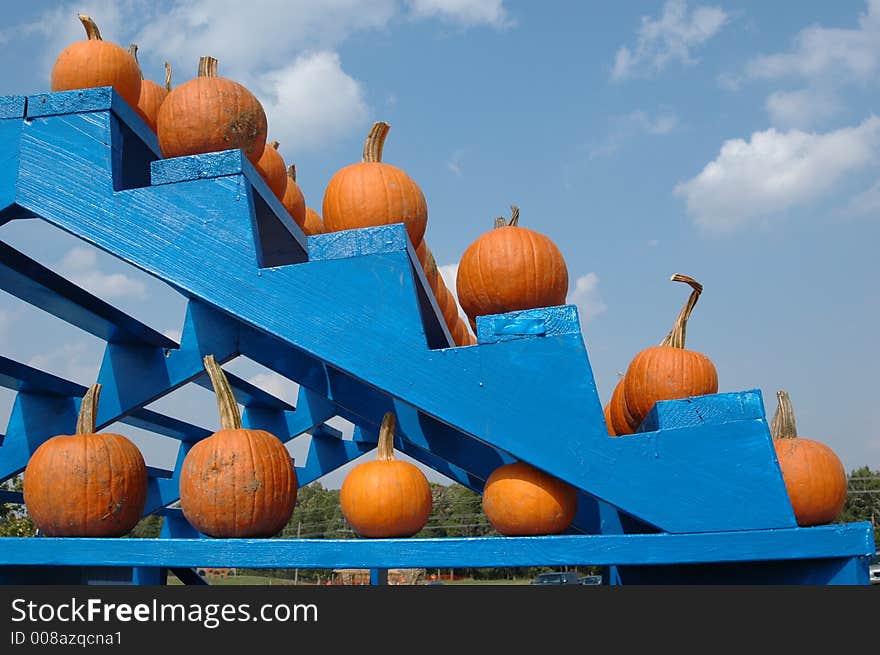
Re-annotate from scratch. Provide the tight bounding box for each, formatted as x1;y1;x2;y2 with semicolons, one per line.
579;575;602;585
529;571;581;585
869;554;880;585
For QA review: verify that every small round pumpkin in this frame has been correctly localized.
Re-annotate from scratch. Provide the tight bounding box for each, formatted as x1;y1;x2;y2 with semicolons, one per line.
23;383;148;537
340;413;432;538
322;121;428;247
51;14;141;110
281;165;307;229
157;56;268;164
128;44;171;132
255;141;288;201
303;207;325;235
456;205;569;328
771;390;847;527
179;355;297;538
482;462;578;536
623;274;718;428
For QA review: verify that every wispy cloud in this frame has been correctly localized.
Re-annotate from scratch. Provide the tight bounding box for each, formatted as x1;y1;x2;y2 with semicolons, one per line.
674;116;880;232
586;109;678;159
846;178;880;218
407;0;513;29
28;341;101;385
247;371;299;406
567;273;607;324
612;0;729;80
59;246;147;300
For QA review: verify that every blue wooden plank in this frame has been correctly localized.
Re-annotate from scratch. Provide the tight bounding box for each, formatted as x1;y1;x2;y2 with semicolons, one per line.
150;150;249;185
0;490;23;504
0;241;177;347
123;408;212;443
476;305;581;344
0;392;78;480
308;224;410;261
8;100;800;533
0;95;26;119
27;87;116;118
295;433;374;486
636;390;766;433
0;522;871;570
194;370;294;412
0;355;84;396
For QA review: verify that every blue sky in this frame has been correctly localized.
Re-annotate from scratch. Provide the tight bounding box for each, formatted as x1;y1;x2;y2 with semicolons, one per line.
0;0;878;488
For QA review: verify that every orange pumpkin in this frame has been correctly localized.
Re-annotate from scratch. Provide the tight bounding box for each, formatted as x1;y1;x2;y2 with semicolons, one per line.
608;376;639;436
340;413;432;538
482;462;578;536
322;121;428;247
303;207;325;236
179;355;297;538
418;242;441;296
450;317;470;347
456;205;569;329
255;141;288;201
127;44;170;132
435;277;461;330
603;403;617;436
623;274;718;428
157;56;268;165
23;383;147;537
281;165;307;229
771;390;847;527
51;14;141;111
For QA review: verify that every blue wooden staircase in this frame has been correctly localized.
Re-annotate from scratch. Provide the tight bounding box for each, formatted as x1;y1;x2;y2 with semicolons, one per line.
0;87;873;585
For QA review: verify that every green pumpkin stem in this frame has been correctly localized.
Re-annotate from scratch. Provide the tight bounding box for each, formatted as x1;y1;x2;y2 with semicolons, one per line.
198;56;219;78
362;121;390;163
203;354;242;430
770;390;798;440
376;412;397;462
659;273;703;349
76;383;102;434
164;61;173;92
79;14;102;41
288;164;296;181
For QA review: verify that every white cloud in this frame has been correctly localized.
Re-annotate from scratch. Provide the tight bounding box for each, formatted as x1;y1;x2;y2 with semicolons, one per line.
586;109;678;159
612;0;729;80
59;247;146;299
247;372;299;406
847;179;880;217
674;116;880;232
255;52;369;155
407;0;512;28
764;88;842;129
28;342;101;385
567;273;607;324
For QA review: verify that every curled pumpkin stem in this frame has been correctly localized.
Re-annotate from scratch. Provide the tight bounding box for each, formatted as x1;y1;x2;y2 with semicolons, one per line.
376;412;397;461
362;121;390;163
79;14;102;41
770;390;798;440
660;273;703;349
76;383;102;434
164;61;173;92
198;56;219;78
203;354;242;430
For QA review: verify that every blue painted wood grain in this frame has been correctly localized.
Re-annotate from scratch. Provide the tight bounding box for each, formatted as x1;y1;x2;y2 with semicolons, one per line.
0;522;871;571
0;95;25;119
476;305;581;343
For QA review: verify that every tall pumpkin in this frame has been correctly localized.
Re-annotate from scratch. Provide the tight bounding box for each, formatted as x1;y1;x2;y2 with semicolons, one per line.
128;44;171;133
771;390;847;527
623;274;718;428
157;56;268;164
456;206;569;331
340;413;432;538
179;355;297;538
255;141;288;201
482;462;577;536
23;384;148;537
322;121;428;247
282;165;307;229
51;14;141;110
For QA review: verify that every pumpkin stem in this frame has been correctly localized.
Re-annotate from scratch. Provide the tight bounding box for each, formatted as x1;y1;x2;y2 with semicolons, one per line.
78;14;102;41
493;217;506;229
203;354;242;431
287;164;296;182
76;383;102;434
164;61;173;92
659;273;703;349
270;141;280;150
198;56;219;78
362;121;390;163
128;44;145;80
376;412;397;462
770;390;798;440
508;205;520;226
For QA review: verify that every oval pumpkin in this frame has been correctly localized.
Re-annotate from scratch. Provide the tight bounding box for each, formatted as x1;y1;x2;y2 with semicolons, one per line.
23;383;148;537
179;355;297;538
281;165;307;229
456;206;569;329
608;376;640;436
322;121;428;247
303;207;325;236
51;14;141;111
771;390;847;527
255;141;288;201
623;274;718;428
482;462;578;536
128;44;171;132
157;56;268;164
340;413;432;538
